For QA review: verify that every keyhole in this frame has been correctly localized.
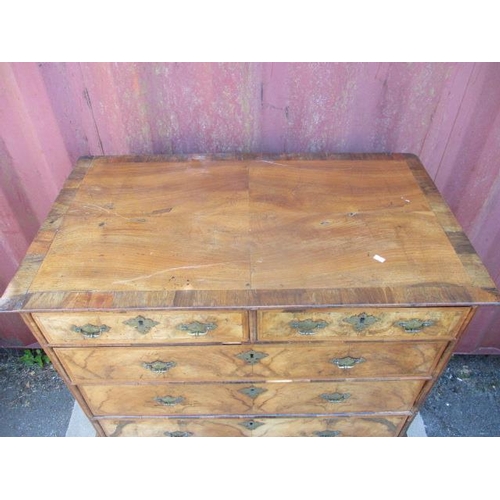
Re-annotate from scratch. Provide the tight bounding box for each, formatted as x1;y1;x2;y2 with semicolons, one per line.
359;315;365;324
138;319;144;325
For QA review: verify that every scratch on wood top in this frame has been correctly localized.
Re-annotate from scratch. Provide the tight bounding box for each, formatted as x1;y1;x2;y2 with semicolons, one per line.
112;261;248;285
257;160;289;166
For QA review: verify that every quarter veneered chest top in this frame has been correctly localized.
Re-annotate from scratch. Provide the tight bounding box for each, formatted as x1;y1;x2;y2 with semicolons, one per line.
19;157;492;307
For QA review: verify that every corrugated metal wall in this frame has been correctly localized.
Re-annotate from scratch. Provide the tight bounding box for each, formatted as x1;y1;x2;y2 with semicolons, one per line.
1;62;499;352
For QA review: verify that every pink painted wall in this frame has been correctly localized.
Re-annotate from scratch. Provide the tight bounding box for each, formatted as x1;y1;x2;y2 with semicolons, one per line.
1;62;499;352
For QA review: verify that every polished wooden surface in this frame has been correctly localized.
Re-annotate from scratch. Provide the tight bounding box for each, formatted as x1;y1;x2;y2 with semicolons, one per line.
259;307;469;341
1;155;498;312
33;310;247;345
82;379;424;416
56;341;444;383
100;415;408;437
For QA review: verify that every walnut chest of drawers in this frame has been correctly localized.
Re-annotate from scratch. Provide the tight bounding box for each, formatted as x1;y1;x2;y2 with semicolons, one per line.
1;154;498;437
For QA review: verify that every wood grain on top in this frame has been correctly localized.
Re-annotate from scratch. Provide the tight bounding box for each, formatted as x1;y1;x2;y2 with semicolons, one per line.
1;154;498;311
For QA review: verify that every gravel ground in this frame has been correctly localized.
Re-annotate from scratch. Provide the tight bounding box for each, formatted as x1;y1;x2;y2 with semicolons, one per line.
420;354;500;437
0;348;499;437
0;348;74;437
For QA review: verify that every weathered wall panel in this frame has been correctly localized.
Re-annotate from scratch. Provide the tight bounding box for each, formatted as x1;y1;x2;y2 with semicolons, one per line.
0;62;499;352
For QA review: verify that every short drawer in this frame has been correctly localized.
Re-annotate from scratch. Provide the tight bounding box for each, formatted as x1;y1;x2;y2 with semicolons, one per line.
259;307;469;341
100;415;407;437
56;341;445;383
33;310;247;345
81;379;424;416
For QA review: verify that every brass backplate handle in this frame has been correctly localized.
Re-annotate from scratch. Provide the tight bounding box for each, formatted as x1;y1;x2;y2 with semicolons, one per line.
321;392;351;403
124;315;160;334
331;356;366;369
155;395;184;406
396;319;435;333
343;312;380;331
71;324;110;338
164;431;192;437
142;360;177;373
289;319;328;335
177;321;217;336
314;430;341;437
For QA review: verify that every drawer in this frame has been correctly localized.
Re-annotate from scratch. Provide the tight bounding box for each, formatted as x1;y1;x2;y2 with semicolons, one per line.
259;307;469;341
56;345;254;382
56;341;445;383
81;379;424;416
101;418;250;437
100;415;407;437
250;415;407;437
33;310;247;345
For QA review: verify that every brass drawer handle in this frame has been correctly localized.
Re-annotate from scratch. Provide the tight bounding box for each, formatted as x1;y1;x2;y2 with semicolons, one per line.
164;431;192;437
314;430;341;437
71;323;110;338
396;319;435;333
331;356;366;369
124;315;160;334
321;392;351;403
142;360;177;373
155;395;184;406
176;321;217;337
289;319;328;335
236;349;268;365
343;312;380;331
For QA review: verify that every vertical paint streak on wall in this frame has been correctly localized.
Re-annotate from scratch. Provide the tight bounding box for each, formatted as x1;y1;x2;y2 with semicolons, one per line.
79;63;129;155
260;62;290;153
467;116;500;277
0;62;499;352
435;64;500;228
419;63;475;178
38;63;103;160
336;62;390;151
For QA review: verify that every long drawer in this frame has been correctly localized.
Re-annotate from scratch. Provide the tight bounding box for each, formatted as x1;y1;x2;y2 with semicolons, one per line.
259;307;469;341
56;342;445;383
100;415;408;437
81;379;425;416
33;310;248;344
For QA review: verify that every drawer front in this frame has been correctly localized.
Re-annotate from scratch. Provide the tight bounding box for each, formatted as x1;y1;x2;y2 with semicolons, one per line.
101;418;251;437
81;380;424;416
251;415;407;437
56;341;445;383
56;345;254;382
259;307;469;341
33;310;247;345
100;415;407;437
